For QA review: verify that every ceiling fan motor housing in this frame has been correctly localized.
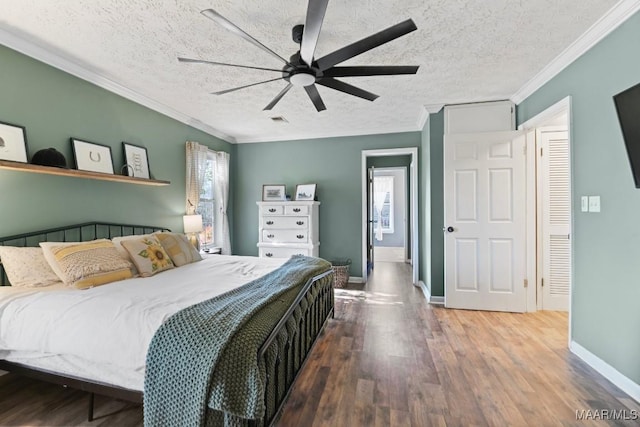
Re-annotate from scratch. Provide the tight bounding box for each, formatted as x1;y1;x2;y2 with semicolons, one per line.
292;24;304;44
283;51;321;87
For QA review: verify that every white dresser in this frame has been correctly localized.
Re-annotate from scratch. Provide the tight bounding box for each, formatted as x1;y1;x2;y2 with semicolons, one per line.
256;201;320;258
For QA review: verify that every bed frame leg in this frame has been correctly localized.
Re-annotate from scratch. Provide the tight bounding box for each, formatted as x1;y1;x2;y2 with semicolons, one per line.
88;392;95;422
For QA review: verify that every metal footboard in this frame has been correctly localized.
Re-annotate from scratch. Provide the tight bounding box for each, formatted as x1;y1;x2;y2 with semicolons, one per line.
253;269;334;427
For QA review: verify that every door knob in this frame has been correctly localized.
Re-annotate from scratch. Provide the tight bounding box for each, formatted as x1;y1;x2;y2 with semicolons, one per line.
446;226;455;233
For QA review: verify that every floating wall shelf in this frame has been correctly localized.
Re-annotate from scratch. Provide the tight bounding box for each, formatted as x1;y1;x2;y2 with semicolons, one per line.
0;160;170;186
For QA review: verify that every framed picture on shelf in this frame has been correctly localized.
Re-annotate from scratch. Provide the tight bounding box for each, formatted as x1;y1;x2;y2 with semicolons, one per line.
0;121;28;163
262;184;286;201
295;184;316;201
71;138;114;174
122;142;150;179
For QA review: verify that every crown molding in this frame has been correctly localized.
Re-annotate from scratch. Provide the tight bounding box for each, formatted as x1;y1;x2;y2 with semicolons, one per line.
423;104;444;114
0;27;236;143
416;106;430;130
511;0;640;104
234;122;423;144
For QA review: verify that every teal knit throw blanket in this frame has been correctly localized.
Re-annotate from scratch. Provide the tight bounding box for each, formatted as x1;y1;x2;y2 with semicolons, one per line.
143;256;331;427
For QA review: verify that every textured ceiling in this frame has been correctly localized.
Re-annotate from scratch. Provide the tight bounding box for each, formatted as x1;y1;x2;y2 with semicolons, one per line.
0;0;618;143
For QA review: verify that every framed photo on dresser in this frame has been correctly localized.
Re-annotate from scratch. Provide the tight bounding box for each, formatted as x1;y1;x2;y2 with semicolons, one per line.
295;184;316;201
262;184;286;201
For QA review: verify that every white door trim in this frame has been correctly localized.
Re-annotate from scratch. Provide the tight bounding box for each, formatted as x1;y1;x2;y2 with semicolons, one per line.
361;148;419;284
518;96;573;344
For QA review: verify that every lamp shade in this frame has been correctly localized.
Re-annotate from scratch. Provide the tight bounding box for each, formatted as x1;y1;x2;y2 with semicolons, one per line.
183;214;203;233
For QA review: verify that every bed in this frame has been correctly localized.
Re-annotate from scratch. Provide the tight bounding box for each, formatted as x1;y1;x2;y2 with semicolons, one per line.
0;222;334;426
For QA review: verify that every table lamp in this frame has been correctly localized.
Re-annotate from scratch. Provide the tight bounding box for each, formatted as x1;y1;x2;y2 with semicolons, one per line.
183;214;203;250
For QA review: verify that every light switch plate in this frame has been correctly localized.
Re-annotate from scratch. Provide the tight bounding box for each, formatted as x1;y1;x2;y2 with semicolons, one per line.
581;196;589;212
588;196;601;213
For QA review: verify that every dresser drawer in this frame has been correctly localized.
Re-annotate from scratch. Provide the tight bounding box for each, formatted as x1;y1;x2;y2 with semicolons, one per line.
261;216;308;229
284;205;308;215
262;205;284;215
260;247;310;258
262;229;308;243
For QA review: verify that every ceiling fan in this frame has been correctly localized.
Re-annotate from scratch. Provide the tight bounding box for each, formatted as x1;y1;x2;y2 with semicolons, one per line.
178;2;419;112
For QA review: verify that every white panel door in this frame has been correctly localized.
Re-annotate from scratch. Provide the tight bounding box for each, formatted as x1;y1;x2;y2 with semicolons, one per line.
444;132;527;312
538;129;571;311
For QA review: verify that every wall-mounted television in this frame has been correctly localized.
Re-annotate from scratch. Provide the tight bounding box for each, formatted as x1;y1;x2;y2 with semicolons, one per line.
614;81;640;188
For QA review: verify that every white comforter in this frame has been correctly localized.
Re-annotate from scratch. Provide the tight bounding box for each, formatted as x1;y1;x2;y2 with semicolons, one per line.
0;255;285;390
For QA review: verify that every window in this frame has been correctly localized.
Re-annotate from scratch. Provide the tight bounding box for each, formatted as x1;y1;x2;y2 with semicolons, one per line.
197;152;215;247
373;175;394;234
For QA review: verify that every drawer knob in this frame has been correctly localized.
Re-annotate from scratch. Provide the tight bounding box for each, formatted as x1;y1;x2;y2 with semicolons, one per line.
296;221;304;226
293;208;301;212
267;234;275;238
266;220;274;225
296;234;304;239
268;208;276;213
265;252;273;257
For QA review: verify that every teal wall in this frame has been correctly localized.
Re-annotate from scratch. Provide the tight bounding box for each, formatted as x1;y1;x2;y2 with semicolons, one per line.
0;45;232;237
428;111;445;297
233;133;421;277
517;11;640;384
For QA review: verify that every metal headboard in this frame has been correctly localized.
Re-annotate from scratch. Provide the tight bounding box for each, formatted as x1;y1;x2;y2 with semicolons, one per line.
0;222;169;286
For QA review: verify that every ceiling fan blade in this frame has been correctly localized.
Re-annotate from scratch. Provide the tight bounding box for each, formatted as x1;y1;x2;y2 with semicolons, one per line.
316;78;378;101
315;19;417;71
264;84;293;110
304;85;327;112
300;0;329;66
178;57;288;74
212;77;284;95
323;65;419;77
201;9;291;66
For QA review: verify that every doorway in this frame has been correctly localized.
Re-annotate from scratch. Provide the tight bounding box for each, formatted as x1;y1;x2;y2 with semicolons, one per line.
521;97;572;315
361;148;418;285
372;167;408;264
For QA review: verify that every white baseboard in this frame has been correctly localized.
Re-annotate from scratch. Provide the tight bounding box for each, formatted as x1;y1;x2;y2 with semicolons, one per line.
416;281;445;305
417;280;430;301
348;276;364;284
570;341;640;403
430;296;445;305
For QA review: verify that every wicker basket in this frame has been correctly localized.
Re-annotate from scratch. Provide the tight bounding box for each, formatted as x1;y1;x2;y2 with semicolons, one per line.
331;259;351;288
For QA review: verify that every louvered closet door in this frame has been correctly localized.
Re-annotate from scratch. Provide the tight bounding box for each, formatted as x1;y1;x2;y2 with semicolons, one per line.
538;129;571;311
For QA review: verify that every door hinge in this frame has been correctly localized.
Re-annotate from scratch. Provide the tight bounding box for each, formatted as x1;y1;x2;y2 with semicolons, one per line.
541;278;544;287
540;147;543;156
524;279;528;288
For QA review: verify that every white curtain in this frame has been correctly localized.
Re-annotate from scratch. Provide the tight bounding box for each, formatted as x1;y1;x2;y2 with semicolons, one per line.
185;142;209;215
213;151;231;255
373;176;393;241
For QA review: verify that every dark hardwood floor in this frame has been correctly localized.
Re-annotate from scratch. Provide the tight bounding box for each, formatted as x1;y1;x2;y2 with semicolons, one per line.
0;261;638;426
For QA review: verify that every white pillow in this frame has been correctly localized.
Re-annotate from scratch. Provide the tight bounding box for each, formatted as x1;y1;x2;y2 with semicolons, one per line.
0;246;63;287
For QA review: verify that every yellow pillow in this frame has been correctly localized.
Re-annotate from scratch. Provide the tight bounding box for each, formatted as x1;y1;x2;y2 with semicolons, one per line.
49;240;133;289
154;232;202;267
121;236;175;277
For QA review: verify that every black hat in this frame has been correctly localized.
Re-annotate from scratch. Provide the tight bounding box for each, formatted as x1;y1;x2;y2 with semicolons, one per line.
31;148;67;168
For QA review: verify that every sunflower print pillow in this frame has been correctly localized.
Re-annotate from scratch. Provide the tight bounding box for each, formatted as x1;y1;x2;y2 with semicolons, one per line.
121;235;175;277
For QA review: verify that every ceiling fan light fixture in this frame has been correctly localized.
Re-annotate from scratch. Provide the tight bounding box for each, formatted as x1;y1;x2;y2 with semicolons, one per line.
289;72;316;87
